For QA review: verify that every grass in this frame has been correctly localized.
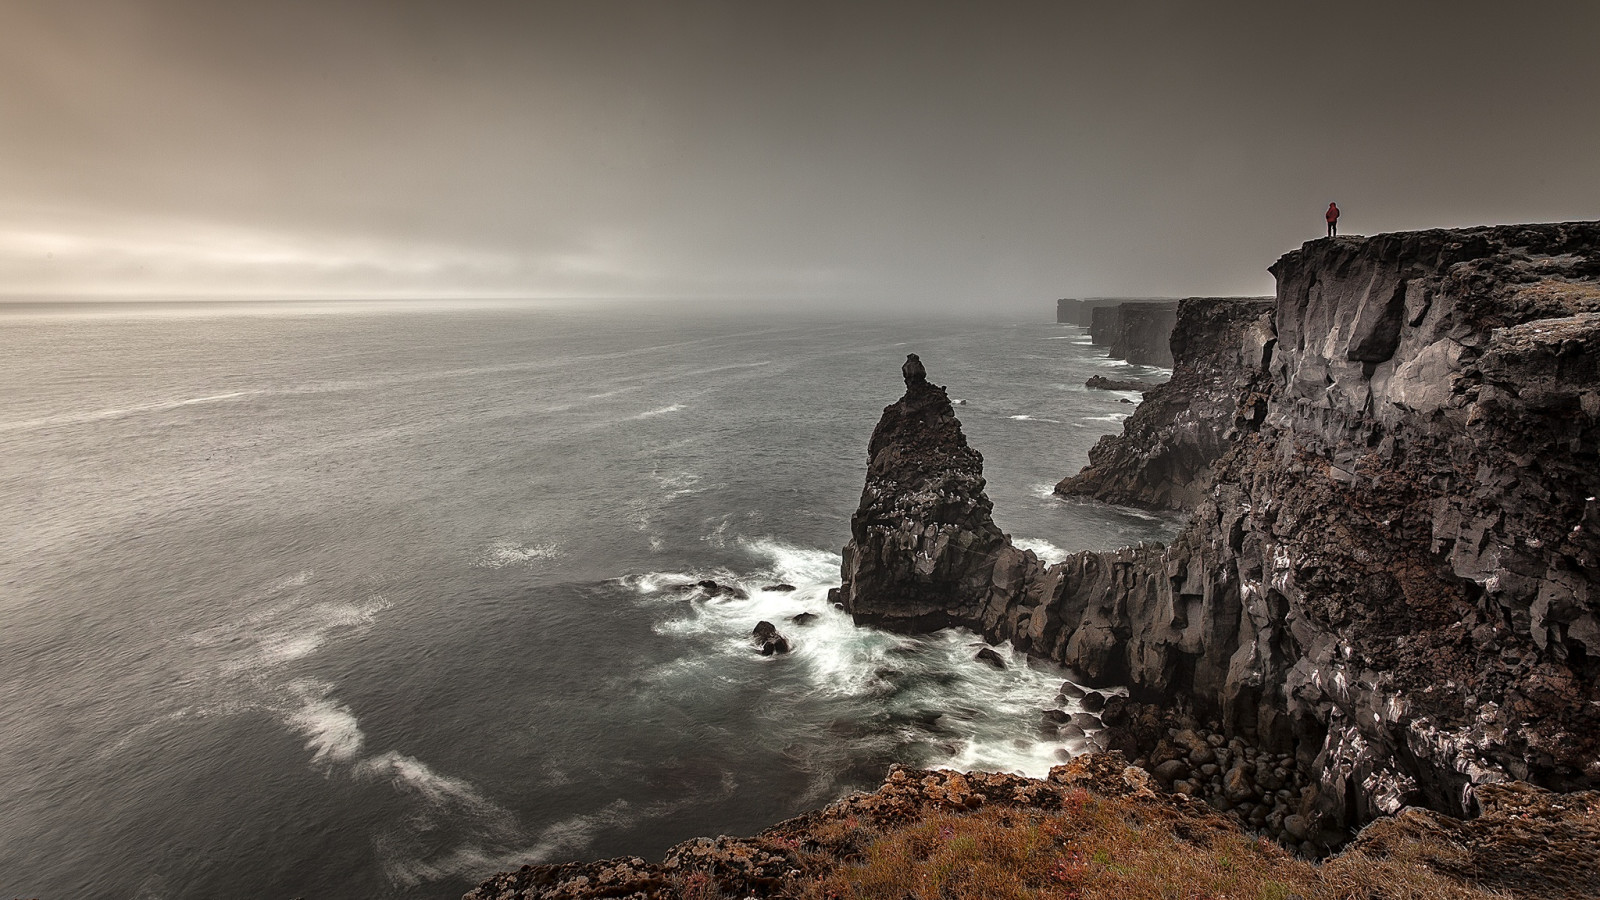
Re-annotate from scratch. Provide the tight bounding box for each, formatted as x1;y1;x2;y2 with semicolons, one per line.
794;788;1511;900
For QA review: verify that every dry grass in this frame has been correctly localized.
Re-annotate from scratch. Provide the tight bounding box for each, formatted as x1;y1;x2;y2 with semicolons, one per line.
796;789;1509;900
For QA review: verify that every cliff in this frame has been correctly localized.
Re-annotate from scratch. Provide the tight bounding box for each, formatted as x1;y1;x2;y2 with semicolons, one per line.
836;222;1600;847
1058;296;1275;510
1088;301;1179;367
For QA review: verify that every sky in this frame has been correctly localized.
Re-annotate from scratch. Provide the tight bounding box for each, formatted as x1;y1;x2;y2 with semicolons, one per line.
1;0;1596;311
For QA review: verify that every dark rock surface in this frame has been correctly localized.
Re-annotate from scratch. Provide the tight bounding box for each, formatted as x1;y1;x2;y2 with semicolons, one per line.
974;647;1006;669
1089;301;1180;367
676;579;748;600
1060;297;1275;510
837;223;1600;848
828;358;1016;633
1057;297;1125;326
752;620;790;655
1084;375;1161;392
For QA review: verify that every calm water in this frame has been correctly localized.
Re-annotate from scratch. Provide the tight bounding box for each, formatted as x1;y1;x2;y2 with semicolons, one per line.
0;302;1174;899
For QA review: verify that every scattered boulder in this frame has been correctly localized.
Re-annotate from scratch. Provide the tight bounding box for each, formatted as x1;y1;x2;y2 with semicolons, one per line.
752;621;790;655
1079;690;1106;712
1086;375;1157;392
789;612;818;626
762;583;797;592
975;647;1006;669
681;579;749;599
1152;759;1191;785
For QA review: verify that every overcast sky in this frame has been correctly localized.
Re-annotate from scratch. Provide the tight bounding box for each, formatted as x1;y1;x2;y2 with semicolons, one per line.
2;0;1596;310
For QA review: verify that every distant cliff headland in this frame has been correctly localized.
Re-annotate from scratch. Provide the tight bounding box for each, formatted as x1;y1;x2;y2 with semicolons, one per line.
469;223;1600;900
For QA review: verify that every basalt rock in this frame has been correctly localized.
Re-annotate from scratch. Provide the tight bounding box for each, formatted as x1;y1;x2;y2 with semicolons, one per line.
829;356;1017;633
752;620;790;655
1059;297;1276;510
837;222;1600;847
1085;374;1161;392
1089;301;1180;367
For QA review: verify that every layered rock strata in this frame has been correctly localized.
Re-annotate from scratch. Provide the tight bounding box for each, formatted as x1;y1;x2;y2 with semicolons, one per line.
837;223;1600;846
1089;300;1179;367
1059;297;1274;510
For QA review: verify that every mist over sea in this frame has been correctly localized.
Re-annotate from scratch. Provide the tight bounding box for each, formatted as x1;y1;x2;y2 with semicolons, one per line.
0;302;1176;899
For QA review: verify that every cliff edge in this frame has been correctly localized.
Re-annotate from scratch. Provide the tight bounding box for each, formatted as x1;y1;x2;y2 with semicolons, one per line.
837;222;1600;846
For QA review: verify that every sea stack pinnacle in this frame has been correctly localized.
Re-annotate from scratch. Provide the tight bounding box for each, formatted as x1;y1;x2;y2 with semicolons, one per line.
832;354;1029;632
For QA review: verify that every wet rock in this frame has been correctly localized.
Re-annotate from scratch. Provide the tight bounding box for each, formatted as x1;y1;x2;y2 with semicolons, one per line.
1042;709;1072;725
752;621;790;655
762;583;798;592
682;579;749;599
975;647;1006;669
789;612;818;626
1085;375;1157;392
1079;690;1106;712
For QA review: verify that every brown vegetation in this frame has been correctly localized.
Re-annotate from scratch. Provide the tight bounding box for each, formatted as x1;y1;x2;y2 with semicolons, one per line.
469;755;1600;900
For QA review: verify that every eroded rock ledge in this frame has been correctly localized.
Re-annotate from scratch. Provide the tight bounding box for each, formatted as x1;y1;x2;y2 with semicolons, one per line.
835;223;1600;847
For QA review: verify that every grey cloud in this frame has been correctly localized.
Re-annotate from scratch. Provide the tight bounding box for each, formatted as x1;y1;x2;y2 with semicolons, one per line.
1;0;1596;310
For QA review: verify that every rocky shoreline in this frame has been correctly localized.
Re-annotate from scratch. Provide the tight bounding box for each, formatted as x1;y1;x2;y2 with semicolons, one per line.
835;223;1600;852
468;222;1600;898
466;752;1600;900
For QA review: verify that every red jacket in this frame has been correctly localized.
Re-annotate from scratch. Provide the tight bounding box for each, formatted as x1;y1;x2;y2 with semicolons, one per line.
1326;204;1340;222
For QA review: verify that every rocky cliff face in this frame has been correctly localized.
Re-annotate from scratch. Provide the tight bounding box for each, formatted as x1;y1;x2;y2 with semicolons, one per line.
1089;301;1179;367
832;357;1022;633
837;222;1600;846
1058;296;1274;510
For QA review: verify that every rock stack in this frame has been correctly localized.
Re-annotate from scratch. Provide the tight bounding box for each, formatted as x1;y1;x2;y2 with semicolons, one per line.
836;222;1600;849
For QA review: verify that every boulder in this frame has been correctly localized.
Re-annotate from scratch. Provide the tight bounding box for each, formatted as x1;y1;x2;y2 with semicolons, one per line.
752;621;790;655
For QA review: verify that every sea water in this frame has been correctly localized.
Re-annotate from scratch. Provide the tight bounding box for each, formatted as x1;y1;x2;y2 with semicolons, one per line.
0;302;1176;899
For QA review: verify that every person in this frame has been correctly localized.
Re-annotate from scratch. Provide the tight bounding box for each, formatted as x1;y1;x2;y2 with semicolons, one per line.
1326;202;1340;237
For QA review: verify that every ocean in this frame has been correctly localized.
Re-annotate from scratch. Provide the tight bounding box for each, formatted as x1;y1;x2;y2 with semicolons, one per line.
0;302;1176;899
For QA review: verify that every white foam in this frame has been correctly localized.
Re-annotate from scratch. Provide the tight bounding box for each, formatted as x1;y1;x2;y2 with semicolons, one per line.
287;681;365;763
627;538;1105;779
0;389;266;433
357;751;490;808
517;800;635;863
476;540;564;569
1014;538;1071;566
213;596;394;674
632;403;685;419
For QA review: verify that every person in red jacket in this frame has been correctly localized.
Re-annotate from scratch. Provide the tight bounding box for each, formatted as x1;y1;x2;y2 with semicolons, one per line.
1326;202;1340;237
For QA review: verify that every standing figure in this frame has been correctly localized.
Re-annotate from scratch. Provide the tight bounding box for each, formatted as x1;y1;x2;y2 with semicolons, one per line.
1326;202;1340;237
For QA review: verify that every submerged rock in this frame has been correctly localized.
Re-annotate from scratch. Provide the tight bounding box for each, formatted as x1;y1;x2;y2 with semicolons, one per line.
1085;374;1159;392
751;620;790;655
679;579;749;600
